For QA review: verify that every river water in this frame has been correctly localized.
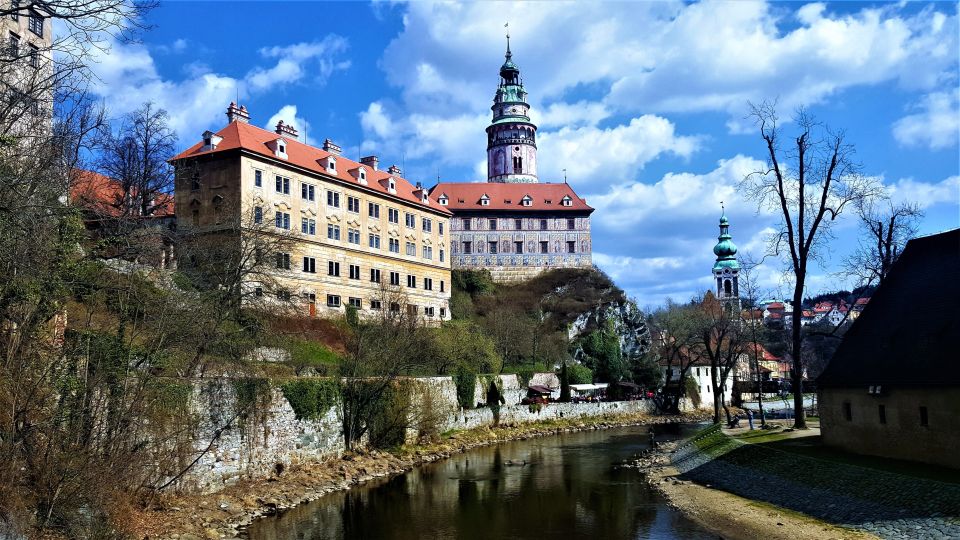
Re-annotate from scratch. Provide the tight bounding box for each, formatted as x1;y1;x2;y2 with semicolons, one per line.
247;424;713;540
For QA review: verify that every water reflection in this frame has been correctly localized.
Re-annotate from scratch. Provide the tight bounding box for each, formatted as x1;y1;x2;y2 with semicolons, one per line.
247;425;712;540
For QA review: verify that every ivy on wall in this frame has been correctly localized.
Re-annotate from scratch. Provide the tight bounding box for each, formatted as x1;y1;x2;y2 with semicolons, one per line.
279;379;339;421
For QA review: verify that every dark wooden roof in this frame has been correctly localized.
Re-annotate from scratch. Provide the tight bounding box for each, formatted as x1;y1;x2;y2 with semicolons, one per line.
817;228;960;388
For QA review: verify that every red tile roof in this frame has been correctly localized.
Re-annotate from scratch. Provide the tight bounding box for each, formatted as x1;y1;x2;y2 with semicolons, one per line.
766;302;785;309
70;169;175;217
170;121;450;216
429;182;593;212
855;297;870;305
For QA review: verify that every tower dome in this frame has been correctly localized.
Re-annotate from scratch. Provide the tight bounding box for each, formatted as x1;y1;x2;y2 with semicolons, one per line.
486;32;538;184
712;212;740;271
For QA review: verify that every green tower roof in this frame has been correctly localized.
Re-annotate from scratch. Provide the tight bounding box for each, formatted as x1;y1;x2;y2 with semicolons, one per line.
712;212;739;271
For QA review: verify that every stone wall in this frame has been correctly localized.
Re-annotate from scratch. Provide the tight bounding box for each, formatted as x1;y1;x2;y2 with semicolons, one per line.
178;376;655;494
819;386;960;469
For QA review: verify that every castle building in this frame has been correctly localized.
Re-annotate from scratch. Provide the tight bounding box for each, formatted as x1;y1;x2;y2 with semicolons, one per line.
2;2;54;132
430;38;593;282
712;210;740;309
171;104;452;322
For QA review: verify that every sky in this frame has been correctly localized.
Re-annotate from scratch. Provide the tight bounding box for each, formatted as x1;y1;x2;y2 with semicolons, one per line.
85;1;959;308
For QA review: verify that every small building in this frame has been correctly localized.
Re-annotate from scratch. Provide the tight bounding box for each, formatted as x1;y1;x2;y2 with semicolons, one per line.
662;361;734;410
817;228;960;469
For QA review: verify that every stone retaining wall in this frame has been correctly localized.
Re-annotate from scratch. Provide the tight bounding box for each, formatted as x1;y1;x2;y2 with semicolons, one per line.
670;427;960;540
179;376;656;494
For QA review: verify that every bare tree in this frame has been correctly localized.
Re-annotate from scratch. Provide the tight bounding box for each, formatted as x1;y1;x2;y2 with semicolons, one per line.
737;255;768;427
694;292;748;425
846;200;923;288
741;102;882;429
649;299;705;414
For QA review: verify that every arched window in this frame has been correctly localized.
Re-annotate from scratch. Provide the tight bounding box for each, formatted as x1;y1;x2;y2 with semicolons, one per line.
724;280;732;296
513;156;523;173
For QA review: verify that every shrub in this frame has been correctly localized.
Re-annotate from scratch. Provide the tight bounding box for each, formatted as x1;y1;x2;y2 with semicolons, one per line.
286;339;342;375
453;367;477;409
567;362;593;384
280;379;339;421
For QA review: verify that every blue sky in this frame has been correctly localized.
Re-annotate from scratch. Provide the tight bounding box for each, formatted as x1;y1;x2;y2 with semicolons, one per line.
87;1;959;308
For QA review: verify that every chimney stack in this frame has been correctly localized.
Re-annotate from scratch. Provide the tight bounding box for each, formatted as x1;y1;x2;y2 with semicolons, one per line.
226;102;250;124
360;155;379;171
275;120;299;140
322;138;342;155
387;164;402;176
415;181;422;190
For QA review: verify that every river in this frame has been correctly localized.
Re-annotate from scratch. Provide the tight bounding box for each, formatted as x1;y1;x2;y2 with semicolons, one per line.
246;423;714;539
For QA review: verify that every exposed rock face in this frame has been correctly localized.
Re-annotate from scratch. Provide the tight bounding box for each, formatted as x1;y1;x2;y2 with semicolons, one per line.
568;299;652;362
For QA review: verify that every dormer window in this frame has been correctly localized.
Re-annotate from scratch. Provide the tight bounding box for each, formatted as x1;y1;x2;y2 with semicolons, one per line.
561;195;572;207
269;138;288;159
358;168;366;183
201;130;222;151
327;156;337;173
421;192;429;204
387;177;396;194
438;195;448;206
480;194;490;206
521;195;532;207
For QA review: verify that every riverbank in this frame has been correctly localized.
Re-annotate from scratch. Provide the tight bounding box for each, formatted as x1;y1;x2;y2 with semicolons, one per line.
138;410;707;540
643;424;960;540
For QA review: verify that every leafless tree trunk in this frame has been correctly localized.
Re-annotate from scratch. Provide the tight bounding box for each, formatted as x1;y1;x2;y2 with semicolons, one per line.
845;200;923;288
741;102;882;429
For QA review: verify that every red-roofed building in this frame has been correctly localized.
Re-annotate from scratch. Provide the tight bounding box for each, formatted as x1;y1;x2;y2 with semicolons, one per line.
170;103;452;322
427;42;593;281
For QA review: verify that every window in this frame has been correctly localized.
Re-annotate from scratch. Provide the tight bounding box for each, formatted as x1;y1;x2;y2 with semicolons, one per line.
389;238;400;253
302;257;316;273
540;219;548;231
513;241;523;254
254;170;262;187
10;0;18;21
440;249;445;263
369;234;381;249
488;241;498;254
440;280;445;292
567;218;576;230
347;196;360;213
348;228;360;244
368;202;380;219
370;268;381;283
28;11;42;37
422;218;432;233
301;218;316;235
920;406;929;427
423;246;432;260
277;290;292;302
390;302;400;313
463;241;472;254
327;157;336;173
301;183;315;201
515;218;523;230
389;271;400;286
843;402;852;422
406;242;416;256
405;212;416;228
540;241;548;254
388;208;399;223
406;274;416;288
275;253;290;270
327;261;340;276
424;278;433;291
407;304;419;316
275;212;291;230
276;176;290;194
489;219;497;230
326;294;341;308
327;224;340;240
878;405;886;425
254;287;263;297
567;241;576;254
439;222;444;235
28;43;38;68
254;206;263;224
327;191;340;207
481;197;490;206
349;264;360;280
190;171;200;191
7;31;18;56
370;299;383;310
348;297;362;309
440;307;446;319
424;306;435;317
462;218;471;231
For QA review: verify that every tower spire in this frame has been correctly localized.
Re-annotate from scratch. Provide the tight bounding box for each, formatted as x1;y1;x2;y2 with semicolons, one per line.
505;22;511;60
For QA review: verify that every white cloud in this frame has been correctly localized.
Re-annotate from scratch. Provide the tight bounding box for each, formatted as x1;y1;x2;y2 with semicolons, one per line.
535;101;610;129
265;105;313;145
246;37;351;92
892;91;960;150
889;175;960;208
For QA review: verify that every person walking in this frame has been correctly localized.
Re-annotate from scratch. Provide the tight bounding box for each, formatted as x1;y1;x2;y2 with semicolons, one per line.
747;409;755;430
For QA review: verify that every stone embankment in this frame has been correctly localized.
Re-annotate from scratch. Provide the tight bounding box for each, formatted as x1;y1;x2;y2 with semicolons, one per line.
142;412;704;540
643;426;960;540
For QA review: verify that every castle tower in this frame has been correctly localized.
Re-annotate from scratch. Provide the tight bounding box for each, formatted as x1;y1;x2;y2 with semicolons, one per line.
713;209;740;307
486;33;538;183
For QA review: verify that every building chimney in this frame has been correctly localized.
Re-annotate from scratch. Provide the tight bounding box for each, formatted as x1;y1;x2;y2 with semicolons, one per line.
415;181;422;190
360;155;379;171
226;102;250;124
322;138;342;155
275;120;299;140
387;164;402;176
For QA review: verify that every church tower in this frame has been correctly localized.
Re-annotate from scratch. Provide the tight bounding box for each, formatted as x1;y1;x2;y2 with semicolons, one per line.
713;209;740;307
486;33;538;183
